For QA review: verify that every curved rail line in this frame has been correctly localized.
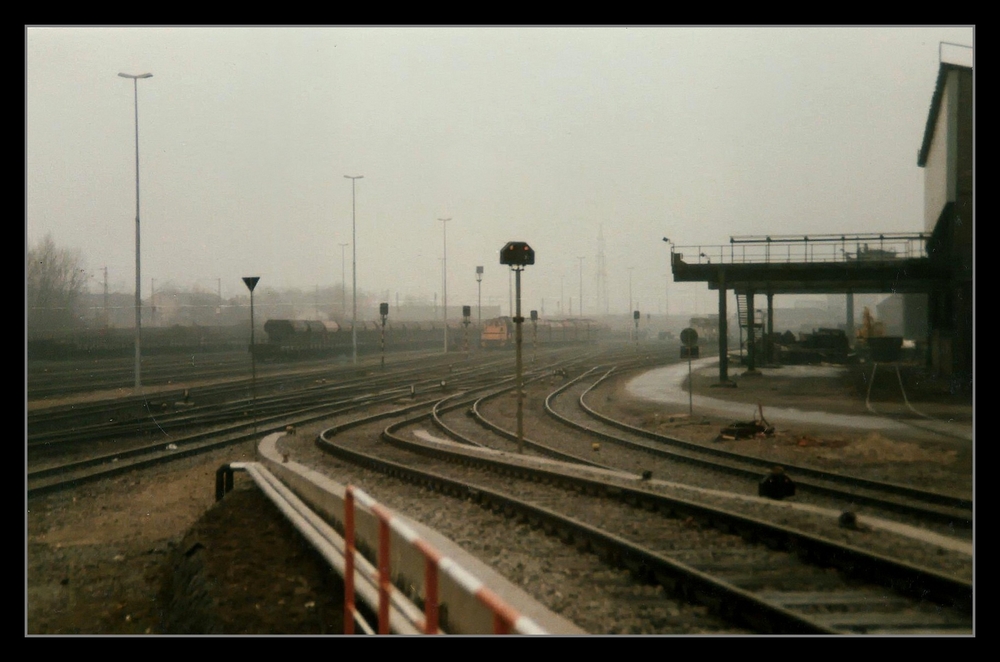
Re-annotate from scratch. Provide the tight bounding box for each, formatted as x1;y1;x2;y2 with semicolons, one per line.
312;397;971;634
863;362;971;442
547;366;972;528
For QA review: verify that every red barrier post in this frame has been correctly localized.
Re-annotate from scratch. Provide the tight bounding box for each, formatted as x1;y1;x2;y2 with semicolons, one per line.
344;487;356;635
377;511;392;634
414;539;441;634
479;587;520;634
493;613;511;634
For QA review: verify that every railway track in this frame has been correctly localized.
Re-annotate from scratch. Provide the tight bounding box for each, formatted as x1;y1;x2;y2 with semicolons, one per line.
542;366;973;530
302;383;971;634
862;362;973;443
26;347;594;495
29;343;973;634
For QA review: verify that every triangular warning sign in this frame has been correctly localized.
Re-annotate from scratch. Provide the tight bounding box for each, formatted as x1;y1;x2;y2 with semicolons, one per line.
242;277;260;292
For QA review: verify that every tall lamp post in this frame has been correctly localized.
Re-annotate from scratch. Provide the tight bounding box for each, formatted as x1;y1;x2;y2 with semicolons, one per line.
119;71;152;391
339;242;349;319
344;175;363;364
439;218;451;352
577;256;585;318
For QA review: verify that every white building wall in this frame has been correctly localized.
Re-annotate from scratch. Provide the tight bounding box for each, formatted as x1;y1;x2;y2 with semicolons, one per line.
923;71;958;232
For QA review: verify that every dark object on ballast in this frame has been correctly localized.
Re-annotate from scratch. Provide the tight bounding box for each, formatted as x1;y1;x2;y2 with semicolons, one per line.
719;403;775;440
839;511;859;529
759;466;796;500
719;420;773;439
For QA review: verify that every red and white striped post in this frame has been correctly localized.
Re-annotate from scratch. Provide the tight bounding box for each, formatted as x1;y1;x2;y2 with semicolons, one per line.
343;485;544;635
413;539;441;633
375;504;392;634
344;488;357;634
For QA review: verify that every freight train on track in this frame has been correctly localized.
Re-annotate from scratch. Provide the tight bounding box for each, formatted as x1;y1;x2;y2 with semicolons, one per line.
256;316;610;359
256;318;477;360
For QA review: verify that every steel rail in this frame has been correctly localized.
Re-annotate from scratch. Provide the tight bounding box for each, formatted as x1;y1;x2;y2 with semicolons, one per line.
318;417;971;633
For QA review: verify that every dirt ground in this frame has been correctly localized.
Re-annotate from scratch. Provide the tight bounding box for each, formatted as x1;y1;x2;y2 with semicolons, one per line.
25;358;973;635
26;442;347;635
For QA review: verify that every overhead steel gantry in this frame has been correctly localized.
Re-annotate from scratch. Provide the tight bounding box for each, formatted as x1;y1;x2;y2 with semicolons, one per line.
670;232;948;384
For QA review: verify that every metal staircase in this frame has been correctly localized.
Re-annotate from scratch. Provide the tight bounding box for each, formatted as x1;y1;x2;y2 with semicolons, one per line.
736;293;764;362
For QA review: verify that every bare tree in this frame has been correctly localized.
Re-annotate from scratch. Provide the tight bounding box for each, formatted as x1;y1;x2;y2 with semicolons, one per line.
27;234;87;334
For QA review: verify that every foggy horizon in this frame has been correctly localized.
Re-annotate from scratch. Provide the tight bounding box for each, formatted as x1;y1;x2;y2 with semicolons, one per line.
26;26;974;320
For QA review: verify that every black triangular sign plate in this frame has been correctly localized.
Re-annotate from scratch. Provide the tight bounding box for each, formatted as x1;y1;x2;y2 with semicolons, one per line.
242;277;260;292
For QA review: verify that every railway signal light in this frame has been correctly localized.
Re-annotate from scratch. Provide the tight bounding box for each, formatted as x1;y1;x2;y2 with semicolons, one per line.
500;241;535;266
681;327;699;347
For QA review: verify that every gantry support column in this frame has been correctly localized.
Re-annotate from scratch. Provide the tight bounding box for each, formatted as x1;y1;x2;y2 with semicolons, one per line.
846;290;855;349
766;290;775;365
745;289;759;374
717;269;731;385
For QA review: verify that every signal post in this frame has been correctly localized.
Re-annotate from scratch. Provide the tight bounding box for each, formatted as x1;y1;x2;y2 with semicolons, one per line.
379;302;389;368
680;327;699;417
462;305;471;353
242;276;260;433
530;310;538;364
500;241;535;453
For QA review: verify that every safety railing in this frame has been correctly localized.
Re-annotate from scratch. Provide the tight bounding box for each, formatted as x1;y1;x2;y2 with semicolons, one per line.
673;232;929;266
344;485;545;635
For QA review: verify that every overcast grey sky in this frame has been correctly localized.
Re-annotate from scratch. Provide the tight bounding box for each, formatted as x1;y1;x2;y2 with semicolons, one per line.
26;26;974;318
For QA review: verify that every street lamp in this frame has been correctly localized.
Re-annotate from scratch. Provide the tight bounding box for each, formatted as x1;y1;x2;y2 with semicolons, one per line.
439;217;451;353
339;242;348;319
119;71;152;391
577;256;585;318
344;175;363;364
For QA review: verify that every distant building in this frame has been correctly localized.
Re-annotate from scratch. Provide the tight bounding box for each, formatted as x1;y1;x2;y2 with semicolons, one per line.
918;53;973;384
876;293;928;340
